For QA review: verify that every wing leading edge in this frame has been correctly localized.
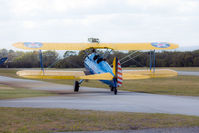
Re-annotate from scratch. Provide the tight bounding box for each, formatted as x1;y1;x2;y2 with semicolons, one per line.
16;70;113;80
16;69;177;80
122;69;178;80
13;42;179;51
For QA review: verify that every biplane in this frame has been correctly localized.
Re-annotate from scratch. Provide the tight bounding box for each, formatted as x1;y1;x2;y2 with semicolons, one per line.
13;38;179;95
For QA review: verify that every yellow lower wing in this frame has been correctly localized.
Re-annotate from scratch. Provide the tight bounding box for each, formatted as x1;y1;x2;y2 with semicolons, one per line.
123;69;178;80
16;69;177;80
79;73;113;80
16;70;113;80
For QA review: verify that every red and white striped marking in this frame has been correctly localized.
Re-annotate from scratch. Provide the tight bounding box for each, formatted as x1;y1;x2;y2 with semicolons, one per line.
117;61;123;87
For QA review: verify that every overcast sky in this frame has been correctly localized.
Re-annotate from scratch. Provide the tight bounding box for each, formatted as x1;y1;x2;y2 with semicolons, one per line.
0;0;199;50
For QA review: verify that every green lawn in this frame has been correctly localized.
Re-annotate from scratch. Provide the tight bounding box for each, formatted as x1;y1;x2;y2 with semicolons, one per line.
0;107;199;133
0;68;18;78
121;76;199;96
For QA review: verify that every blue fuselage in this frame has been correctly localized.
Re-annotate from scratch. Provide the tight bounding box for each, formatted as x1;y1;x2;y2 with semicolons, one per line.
84;53;116;87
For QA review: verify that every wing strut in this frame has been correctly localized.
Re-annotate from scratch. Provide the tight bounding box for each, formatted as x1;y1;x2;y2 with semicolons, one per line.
153;50;156;73
39;50;44;73
149;50;156;72
149;51;152;71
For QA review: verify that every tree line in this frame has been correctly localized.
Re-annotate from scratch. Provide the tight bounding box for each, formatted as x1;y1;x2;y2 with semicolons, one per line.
0;49;199;68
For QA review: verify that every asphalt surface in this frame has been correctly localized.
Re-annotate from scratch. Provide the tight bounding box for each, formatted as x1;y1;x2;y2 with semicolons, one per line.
0;73;199;116
177;71;199;76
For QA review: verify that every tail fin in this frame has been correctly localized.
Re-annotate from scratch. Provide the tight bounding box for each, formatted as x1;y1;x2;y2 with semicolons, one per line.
112;57;123;87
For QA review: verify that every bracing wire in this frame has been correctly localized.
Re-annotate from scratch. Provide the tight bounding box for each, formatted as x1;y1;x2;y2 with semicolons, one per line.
120;51;138;62
120;52;145;65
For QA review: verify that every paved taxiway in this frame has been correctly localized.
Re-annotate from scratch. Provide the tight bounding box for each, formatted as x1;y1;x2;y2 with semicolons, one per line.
0;71;199;116
177;71;199;76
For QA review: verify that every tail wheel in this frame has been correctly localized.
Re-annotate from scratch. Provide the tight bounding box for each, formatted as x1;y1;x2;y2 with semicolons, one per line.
74;81;79;92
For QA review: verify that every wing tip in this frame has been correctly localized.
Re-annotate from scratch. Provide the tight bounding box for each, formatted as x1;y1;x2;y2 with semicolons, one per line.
12;42;21;48
170;43;179;49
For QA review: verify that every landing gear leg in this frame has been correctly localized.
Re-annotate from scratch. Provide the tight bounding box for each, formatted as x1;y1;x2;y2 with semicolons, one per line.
74;81;80;92
74;80;84;92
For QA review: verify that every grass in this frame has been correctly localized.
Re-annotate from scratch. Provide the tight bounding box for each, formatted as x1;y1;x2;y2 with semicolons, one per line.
0;68;199;96
0;84;55;100
0;68;18;78
0;107;199;133
121;76;199;96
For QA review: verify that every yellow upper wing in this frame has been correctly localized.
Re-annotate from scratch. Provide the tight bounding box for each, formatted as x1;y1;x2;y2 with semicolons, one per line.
123;69;178;80
16;70;113;80
13;42;179;50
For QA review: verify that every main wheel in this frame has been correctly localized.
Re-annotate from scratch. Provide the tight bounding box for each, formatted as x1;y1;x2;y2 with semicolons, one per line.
74;81;79;92
113;87;117;95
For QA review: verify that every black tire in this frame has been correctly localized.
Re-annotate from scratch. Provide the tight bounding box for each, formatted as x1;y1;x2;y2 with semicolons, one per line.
114;87;117;95
74;81;79;92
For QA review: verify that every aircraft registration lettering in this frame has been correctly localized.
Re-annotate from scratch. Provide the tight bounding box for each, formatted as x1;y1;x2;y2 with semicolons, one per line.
151;42;170;48
24;42;43;48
